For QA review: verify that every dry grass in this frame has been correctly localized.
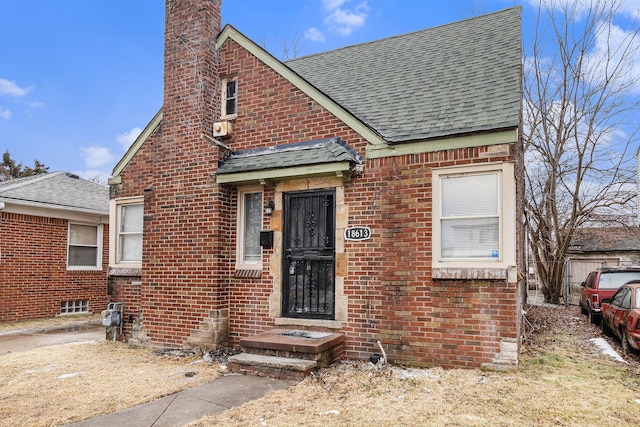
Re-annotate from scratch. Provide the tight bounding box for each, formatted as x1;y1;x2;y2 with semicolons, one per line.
188;305;640;427
0;341;221;427
2;305;640;427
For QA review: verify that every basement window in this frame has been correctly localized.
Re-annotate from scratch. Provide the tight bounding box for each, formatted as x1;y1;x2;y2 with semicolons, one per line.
60;300;88;314
221;76;237;118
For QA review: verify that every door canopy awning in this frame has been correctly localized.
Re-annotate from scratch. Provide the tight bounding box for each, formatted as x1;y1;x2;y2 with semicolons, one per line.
216;137;363;185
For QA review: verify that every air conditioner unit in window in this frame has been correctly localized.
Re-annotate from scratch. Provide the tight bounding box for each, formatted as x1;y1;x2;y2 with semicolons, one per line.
213;121;232;138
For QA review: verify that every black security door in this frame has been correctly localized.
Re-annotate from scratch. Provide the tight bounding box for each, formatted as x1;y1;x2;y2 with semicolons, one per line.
282;189;335;319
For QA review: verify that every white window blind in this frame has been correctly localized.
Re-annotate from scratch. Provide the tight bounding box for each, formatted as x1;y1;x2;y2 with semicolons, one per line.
243;192;262;262
68;224;99;267
119;204;143;262
441;172;499;258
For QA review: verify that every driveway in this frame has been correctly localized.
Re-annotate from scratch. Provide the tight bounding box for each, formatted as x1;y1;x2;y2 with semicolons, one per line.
0;322;104;355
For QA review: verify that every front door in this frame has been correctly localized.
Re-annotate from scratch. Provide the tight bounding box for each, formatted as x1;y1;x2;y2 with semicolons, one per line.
282;189;335;319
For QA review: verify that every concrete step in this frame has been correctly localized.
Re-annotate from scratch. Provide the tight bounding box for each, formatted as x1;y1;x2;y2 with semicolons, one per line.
228;353;317;381
239;329;344;366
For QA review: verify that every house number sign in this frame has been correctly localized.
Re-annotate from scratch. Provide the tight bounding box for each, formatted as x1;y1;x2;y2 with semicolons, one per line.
344;226;371;241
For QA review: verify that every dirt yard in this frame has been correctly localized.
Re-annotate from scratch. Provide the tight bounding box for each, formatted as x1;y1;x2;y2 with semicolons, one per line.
2;304;640;427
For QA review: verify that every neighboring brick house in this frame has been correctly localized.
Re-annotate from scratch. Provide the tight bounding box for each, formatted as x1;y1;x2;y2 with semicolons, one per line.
0;172;109;321
108;0;524;369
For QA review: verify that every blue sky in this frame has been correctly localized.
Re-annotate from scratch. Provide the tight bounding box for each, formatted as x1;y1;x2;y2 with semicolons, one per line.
0;0;638;182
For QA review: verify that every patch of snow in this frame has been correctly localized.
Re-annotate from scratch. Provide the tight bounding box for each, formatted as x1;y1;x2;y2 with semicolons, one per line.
320;410;340;415
391;367;441;380
589;338;628;363
57;372;81;379
278;330;333;339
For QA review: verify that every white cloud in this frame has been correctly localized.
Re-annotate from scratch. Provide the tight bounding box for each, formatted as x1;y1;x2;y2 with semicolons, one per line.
618;0;640;18
304;27;326;42
0;106;11;119
584;21;640;94
117;126;142;150
80;145;116;169
0;78;33;97
321;0;369;36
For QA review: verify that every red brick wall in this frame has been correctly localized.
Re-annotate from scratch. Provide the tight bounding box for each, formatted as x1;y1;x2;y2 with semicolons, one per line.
108;0;521;368
342;150;518;367
0;212;108;321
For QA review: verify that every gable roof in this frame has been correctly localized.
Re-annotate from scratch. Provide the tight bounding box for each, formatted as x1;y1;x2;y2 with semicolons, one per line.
0;172;109;216
111;7;522;178
286;8;521;144
570;227;640;253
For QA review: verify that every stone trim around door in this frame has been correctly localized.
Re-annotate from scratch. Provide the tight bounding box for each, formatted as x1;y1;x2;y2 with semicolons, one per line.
268;176;348;327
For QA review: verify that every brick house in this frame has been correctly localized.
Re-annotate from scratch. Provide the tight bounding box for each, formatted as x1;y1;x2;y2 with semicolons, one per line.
107;0;524;370
0;172;109;321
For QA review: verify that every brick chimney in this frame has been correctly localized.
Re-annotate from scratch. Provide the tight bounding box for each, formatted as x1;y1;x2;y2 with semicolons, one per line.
138;0;229;349
163;0;221;136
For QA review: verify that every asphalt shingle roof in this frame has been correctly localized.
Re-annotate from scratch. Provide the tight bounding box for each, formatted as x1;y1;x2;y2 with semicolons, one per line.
286;7;522;143
0;171;109;214
571;227;640;252
217;137;361;175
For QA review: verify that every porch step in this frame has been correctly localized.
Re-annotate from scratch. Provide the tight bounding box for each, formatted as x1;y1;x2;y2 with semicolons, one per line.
227;353;317;381
240;329;344;366
229;329;345;380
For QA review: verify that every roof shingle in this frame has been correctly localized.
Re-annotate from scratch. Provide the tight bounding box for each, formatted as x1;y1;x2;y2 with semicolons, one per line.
217;137;361;175
0;172;109;214
286;7;522;143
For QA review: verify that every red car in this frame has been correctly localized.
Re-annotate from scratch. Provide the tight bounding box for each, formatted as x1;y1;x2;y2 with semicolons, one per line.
600;280;640;355
579;267;640;325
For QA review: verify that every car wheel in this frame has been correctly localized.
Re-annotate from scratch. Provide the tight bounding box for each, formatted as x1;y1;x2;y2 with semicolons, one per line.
601;318;610;336
580;303;587;315
589;310;600;326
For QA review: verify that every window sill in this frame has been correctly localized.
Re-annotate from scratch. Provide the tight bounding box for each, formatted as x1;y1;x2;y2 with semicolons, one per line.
432;267;508;280
67;267;102;272
234;268;262;278
109;267;142;277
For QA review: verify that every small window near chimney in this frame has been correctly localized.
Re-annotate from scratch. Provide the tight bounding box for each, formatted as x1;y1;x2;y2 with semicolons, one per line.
221;76;237;118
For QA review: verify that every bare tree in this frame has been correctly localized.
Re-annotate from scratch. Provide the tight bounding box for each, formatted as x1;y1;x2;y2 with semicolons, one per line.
524;0;640;303
279;33;305;61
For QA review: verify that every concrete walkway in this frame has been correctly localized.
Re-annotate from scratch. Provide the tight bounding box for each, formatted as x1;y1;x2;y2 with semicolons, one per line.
66;374;294;427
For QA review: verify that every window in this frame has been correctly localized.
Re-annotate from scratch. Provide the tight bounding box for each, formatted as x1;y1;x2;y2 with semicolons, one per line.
110;197;143;267
612;287;629;307
68;224;102;269
441;172;499;258
236;187;263;269
432;162;516;273
221;76;237;118
60;299;88;314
